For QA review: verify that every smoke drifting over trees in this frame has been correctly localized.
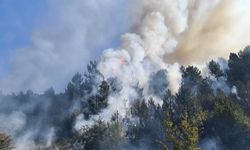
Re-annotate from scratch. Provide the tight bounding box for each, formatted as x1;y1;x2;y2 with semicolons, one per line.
1;0;250;93
1;0;250;150
1;47;250;150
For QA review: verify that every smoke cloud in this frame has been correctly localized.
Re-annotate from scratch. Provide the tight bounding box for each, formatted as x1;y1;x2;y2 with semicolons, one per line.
164;0;250;64
0;0;135;93
1;0;250;149
1;0;250;93
75;0;250;130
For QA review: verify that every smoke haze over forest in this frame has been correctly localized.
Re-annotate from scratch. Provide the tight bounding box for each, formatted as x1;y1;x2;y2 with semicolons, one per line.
1;0;250;93
1;0;250;150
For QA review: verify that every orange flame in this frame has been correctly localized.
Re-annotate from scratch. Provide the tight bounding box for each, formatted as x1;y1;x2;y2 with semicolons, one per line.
120;57;126;65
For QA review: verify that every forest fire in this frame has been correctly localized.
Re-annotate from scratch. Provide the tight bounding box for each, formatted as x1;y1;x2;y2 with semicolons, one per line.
1;0;250;150
119;57;126;65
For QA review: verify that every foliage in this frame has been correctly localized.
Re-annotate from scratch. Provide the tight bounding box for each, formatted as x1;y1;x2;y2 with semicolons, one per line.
214;92;250;127
209;60;224;78
164;111;207;150
163;85;208;150
2;47;250;149
0;133;13;150
227;46;250;84
70;114;125;150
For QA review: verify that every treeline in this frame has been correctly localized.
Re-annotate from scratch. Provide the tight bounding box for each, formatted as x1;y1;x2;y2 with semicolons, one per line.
1;47;250;149
65;46;250;150
0;61;110;148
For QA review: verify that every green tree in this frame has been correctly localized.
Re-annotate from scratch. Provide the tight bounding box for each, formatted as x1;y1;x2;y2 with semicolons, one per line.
182;66;202;87
101;112;125;150
66;72;83;99
208;60;224;78
163;111;207;150
0;133;13;150
227;46;250;84
88;81;110;115
214;91;250;127
71;120;107;150
97;80;109;109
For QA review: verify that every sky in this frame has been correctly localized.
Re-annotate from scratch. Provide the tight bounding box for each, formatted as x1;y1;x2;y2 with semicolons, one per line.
0;0;134;93
0;0;50;77
1;0;250;94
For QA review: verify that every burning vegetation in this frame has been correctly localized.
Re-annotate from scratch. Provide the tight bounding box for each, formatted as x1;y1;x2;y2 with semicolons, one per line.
1;0;250;149
1;47;250;149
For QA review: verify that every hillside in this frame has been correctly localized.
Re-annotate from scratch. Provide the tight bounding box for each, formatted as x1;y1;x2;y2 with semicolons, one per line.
1;47;250;149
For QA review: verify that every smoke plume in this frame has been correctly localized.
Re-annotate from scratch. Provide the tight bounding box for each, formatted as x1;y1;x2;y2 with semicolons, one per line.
127;0;250;65
1;0;250;93
77;0;250;125
0;0;135;93
1;0;250;149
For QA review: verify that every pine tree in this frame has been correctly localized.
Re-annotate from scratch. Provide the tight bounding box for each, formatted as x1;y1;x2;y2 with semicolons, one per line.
208;60;224;78
0;133;13;150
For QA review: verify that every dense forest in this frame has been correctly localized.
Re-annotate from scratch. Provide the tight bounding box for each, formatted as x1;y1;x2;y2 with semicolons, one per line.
1;46;250;150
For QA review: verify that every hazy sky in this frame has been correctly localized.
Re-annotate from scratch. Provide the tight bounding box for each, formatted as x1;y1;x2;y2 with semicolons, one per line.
0;0;50;77
1;0;250;93
0;0;134;93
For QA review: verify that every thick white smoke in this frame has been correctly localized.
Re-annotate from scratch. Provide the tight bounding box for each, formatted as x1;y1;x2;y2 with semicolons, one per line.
0;0;135;94
1;0;250;149
75;0;250;128
76;11;183;127
165;0;250;64
1;0;250;93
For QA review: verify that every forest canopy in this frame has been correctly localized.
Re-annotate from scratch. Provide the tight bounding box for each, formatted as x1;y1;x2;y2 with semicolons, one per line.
1;47;250;150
